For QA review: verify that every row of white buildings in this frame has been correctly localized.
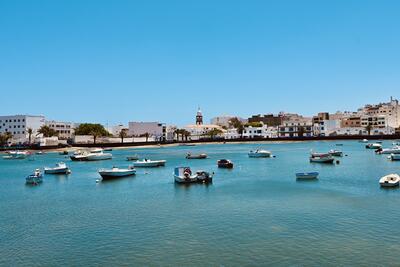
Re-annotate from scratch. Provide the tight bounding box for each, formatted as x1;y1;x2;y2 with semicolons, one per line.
1;97;400;145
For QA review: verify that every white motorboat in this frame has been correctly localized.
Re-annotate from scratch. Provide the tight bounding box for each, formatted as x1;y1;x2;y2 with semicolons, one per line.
44;162;71;174
376;146;400;155
328;149;343;157
26;169;43;184
174;167;213;184
296;172;319;180
98;167;136;180
70;148;112;161
360;139;369;143
248;149;272;158
35;151;45;155
310;153;334;163
390;154;400;161
366;143;382;149
379;174;400;187
133;159;166;167
3;150;30;159
186;153;208;159
126;154;139;161
86;149;112;161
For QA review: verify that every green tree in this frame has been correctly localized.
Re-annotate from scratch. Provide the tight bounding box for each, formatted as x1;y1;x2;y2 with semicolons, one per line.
27;128;33;144
119;129;128;143
74;123;110;144
0;132;12;146
244;122;263;128
229;117;245;138
205;128;224;139
38;125;58;138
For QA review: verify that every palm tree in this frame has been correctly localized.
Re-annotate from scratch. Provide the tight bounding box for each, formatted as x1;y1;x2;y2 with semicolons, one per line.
38;125;58;138
365;124;372;136
27;128;33;144
144;132;150;142
119;129;128;143
229;117;244;139
89;129;101;144
183;130;191;141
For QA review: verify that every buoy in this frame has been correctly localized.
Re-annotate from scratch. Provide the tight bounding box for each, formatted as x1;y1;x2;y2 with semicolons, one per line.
336;160;340;164
273;155;276;158
96;179;100;183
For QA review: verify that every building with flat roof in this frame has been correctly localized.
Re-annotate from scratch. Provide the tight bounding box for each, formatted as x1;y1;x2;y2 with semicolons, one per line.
128;122;166;141
45;120;75;140
0;115;45;144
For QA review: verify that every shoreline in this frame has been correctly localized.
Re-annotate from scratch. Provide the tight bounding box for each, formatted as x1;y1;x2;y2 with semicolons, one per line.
1;134;399;153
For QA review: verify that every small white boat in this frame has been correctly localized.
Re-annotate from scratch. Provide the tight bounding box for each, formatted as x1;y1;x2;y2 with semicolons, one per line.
248;149;272;158
35;151;45;155
98;167;136;180
360;139;369;143
328;149;343;157
310;153;334;163
379;174;400;187
366;143;382;149
376;146;400;155
174;167;213;184
3;151;30;159
127;155;139;161
133;159;166;167
390;154;400;161
71;149;112;161
296;172;319;180
186;153;208;159
26;169;43;184
44;162;71;174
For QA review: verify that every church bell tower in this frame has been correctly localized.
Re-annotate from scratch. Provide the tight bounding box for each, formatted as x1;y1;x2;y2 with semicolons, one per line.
196;107;203;125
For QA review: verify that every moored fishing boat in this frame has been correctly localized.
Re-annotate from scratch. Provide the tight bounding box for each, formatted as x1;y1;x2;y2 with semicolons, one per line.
186;153;207;159
98;167;136;180
44;162;71;174
248;149;272;158
217;159;234;168
328;149;343;157
174;167;213;184
296;172;319;180
376;146;400;155
360;139;369;143
310;153;334;163
3;150;30;160
26;169;43;185
70;148;112;161
379;174;400;187
133;159;166;167
366;143;382;149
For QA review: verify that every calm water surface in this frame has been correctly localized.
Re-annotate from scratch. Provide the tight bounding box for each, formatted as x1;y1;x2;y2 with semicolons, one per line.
1;141;400;266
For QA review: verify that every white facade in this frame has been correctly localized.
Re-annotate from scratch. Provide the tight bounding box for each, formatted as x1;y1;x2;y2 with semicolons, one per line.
46;120;74;139
242;125;278;139
279;118;314;137
314;120;341;136
184;124;224;140
128;122;166;141
0;115;45;144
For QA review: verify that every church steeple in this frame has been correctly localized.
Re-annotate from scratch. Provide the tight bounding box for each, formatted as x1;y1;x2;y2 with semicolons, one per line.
196;107;203;125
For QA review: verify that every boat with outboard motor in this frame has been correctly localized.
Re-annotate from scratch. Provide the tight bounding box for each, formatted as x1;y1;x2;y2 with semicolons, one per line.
26;169;43;184
98;166;136;180
186;153;207;159
379;174;400;187
217;159;234;168
310;153;334;163
70;148;112;161
248;149;272;158
174;167;213;184
366;143;382;149
133;159;166;167
376;146;400;155
3;150;30;160
44;162;71;174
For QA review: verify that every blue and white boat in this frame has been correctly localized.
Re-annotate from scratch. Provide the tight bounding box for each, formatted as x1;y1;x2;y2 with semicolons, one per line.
248;149;271;158
44;162;71;174
174;167;213;184
26;169;43;184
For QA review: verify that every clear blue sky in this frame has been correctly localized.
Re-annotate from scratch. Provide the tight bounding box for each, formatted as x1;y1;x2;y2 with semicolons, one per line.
1;0;399;126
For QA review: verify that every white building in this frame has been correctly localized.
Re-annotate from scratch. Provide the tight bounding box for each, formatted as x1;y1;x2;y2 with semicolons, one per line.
128;122;166;141
359;97;400;128
0;115;45;144
314;119;341;136
279;117;314;137
242;125;278;139
45;120;75;140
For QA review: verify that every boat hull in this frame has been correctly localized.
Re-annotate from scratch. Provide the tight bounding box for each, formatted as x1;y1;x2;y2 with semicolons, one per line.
296;172;319;179
310;158;334;163
186;155;207;159
44;168;70;174
133;160;166;167
99;170;136;180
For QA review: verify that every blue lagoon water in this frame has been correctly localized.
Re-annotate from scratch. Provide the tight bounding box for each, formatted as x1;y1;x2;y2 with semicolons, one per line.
1;141;400;266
